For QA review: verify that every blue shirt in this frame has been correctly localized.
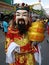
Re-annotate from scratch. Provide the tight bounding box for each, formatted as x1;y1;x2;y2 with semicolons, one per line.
2;21;9;32
48;22;49;25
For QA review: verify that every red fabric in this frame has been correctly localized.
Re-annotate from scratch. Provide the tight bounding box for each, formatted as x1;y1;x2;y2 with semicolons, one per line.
6;27;38;53
6;27;19;40
20;43;38;53
47;26;49;35
31;45;39;53
20;43;31;52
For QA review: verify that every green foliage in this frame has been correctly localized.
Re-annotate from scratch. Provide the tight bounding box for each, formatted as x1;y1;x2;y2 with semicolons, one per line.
3;10;13;15
32;9;43;15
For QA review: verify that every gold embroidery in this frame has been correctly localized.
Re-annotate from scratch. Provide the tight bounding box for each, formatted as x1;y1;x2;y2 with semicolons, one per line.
14;36;29;46
26;54;35;65
19;56;25;63
5;38;10;52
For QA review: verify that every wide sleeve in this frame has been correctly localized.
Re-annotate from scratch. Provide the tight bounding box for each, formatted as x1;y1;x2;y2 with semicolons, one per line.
5;27;14;53
6;42;20;64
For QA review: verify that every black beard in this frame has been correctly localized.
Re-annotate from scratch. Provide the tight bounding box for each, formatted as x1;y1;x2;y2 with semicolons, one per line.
17;19;30;35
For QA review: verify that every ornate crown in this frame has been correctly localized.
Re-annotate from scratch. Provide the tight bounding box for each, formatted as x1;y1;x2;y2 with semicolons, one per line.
16;3;30;12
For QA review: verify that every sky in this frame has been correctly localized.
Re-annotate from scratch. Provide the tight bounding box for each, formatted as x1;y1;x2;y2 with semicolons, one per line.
14;0;49;8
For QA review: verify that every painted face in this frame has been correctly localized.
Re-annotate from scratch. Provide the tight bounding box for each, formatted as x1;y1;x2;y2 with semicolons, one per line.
16;10;30;25
15;10;30;34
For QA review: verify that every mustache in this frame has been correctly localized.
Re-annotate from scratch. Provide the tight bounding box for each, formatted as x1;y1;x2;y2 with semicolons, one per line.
17;18;31;34
17;19;26;34
18;18;25;24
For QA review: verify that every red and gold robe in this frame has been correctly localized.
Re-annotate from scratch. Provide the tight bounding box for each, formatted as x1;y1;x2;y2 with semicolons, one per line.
5;27;38;65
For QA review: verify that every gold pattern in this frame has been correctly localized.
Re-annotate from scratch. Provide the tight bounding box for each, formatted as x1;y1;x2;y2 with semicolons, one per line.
25;54;35;65
14;36;29;46
15;53;35;65
5;38;10;52
19;56;24;63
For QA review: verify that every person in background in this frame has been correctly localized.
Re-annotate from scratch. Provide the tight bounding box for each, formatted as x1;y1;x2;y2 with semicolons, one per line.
2;16;9;35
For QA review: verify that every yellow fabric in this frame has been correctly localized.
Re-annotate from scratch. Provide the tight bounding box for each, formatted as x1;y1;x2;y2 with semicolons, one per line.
5;38;10;52
15;53;35;65
28;22;45;42
5;37;35;65
14;36;29;46
28;32;44;42
9;53;35;65
5;27;36;65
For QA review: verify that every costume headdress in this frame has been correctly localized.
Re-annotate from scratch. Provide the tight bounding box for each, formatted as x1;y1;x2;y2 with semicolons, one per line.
16;3;30;12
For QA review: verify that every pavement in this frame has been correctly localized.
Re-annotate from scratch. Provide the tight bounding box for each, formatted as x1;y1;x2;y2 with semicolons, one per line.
0;29;49;65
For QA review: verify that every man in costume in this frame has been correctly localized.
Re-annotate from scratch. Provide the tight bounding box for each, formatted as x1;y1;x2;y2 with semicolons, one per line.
5;3;45;65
